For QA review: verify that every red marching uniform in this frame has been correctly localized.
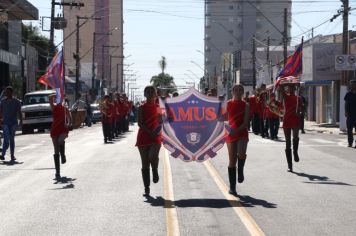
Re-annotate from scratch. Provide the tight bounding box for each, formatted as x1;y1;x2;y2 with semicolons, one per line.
136;102;162;147
51;105;69;138
248;95;256;119
225;99;249;143
282;94;302;129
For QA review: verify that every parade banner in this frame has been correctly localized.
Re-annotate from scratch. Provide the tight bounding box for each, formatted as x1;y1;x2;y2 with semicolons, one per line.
159;88;226;162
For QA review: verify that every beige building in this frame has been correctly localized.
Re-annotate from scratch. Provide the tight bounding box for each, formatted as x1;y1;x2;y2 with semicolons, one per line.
63;0;123;96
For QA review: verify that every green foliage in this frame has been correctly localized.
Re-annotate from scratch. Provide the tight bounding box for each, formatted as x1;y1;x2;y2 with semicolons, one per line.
22;23;55;90
150;56;177;94
22;23;54;56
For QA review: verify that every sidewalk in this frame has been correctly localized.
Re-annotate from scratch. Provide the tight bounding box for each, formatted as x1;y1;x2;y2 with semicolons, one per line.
304;120;347;135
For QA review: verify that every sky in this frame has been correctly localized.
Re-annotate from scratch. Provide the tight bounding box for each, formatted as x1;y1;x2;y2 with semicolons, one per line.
26;0;356;98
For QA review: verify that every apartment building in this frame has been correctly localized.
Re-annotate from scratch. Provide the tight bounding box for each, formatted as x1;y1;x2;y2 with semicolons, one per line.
63;0;123;94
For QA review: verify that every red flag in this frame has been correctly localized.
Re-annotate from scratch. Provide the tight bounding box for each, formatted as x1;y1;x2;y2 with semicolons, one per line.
277;38;303;78
38;49;64;102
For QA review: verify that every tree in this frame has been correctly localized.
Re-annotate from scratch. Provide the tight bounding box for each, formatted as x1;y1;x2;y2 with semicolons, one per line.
150;56;176;94
159;56;167;74
22;23;55;82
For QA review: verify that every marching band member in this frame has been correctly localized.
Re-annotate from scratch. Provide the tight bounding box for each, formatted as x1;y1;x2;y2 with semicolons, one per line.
250;89;259;134
224;84;250;196
280;82;303;172
136;86;163;196
49;94;72;181
243;91;251;131
268;93;282;140
257;84;267;138
109;94;117;139
100;95;112;143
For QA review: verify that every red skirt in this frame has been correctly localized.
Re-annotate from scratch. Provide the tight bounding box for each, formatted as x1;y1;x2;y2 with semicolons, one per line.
136;128;162;147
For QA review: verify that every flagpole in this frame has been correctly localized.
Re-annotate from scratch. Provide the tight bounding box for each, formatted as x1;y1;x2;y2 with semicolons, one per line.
62;46;66;98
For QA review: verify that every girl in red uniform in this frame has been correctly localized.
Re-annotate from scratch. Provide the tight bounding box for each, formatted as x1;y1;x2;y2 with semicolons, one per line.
280;84;303;172
101;95;112;143
136;86;162;196
224;84;250;195
49;94;72;181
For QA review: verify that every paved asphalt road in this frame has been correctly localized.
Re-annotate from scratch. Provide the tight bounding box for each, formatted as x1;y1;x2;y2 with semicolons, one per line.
0;124;356;236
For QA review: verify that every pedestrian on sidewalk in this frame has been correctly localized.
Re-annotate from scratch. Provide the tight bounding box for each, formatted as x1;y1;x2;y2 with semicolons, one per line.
49;94;72;181
223;84;249;196
280;83;303;172
344;80;356;148
0;86;22;162
136;86;163;196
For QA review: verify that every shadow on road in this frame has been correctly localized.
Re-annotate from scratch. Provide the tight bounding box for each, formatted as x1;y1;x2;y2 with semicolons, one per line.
50;176;77;190
237;195;277;208
0;160;24;166
292;172;354;186
144;196;277;209
0;166;54;170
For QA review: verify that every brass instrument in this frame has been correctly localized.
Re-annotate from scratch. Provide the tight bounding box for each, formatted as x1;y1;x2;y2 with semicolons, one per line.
268;100;284;117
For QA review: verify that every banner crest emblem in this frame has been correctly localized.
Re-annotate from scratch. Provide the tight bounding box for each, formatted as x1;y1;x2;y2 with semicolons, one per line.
159;88;226;162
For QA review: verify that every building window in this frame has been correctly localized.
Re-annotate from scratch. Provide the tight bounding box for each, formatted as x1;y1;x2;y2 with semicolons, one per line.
229;6;233;10
229;42;234;46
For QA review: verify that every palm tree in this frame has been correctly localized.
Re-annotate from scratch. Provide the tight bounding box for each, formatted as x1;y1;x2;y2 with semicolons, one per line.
159;56;167;74
151;56;176;94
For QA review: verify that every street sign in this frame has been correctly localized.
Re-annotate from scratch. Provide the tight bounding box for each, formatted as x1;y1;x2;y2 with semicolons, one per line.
335;55;356;70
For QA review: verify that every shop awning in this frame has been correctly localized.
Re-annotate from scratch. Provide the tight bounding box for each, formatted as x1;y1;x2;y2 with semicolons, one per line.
304;80;332;86
0;0;38;20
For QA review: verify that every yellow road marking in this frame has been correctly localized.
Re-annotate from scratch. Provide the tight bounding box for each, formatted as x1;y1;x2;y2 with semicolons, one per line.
164;149;180;236
204;160;266;236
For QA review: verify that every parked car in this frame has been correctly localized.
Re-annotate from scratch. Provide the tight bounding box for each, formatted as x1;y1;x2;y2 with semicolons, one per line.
21;90;56;134
91;103;101;124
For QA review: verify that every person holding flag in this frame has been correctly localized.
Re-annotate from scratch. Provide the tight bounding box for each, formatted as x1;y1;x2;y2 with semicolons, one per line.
279;79;303;172
275;39;304;172
49;94;72;181
38;48;71;180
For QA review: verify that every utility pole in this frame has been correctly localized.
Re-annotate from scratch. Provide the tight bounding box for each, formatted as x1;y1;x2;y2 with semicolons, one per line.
50;0;55;57
116;63;119;92
267;37;273;84
341;0;349;86
101;45;120;89
266;36;270;64
283;8;288;65
252;34;256;90
49;1;84;59
75;16;100;101
91;32;110;93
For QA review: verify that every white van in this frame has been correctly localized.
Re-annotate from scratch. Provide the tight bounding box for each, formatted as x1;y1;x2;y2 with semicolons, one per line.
21;90;56;134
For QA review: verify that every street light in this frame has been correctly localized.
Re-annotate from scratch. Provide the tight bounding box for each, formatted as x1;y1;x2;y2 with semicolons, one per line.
187;69;201;80
190;60;204;72
196;49;204;55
